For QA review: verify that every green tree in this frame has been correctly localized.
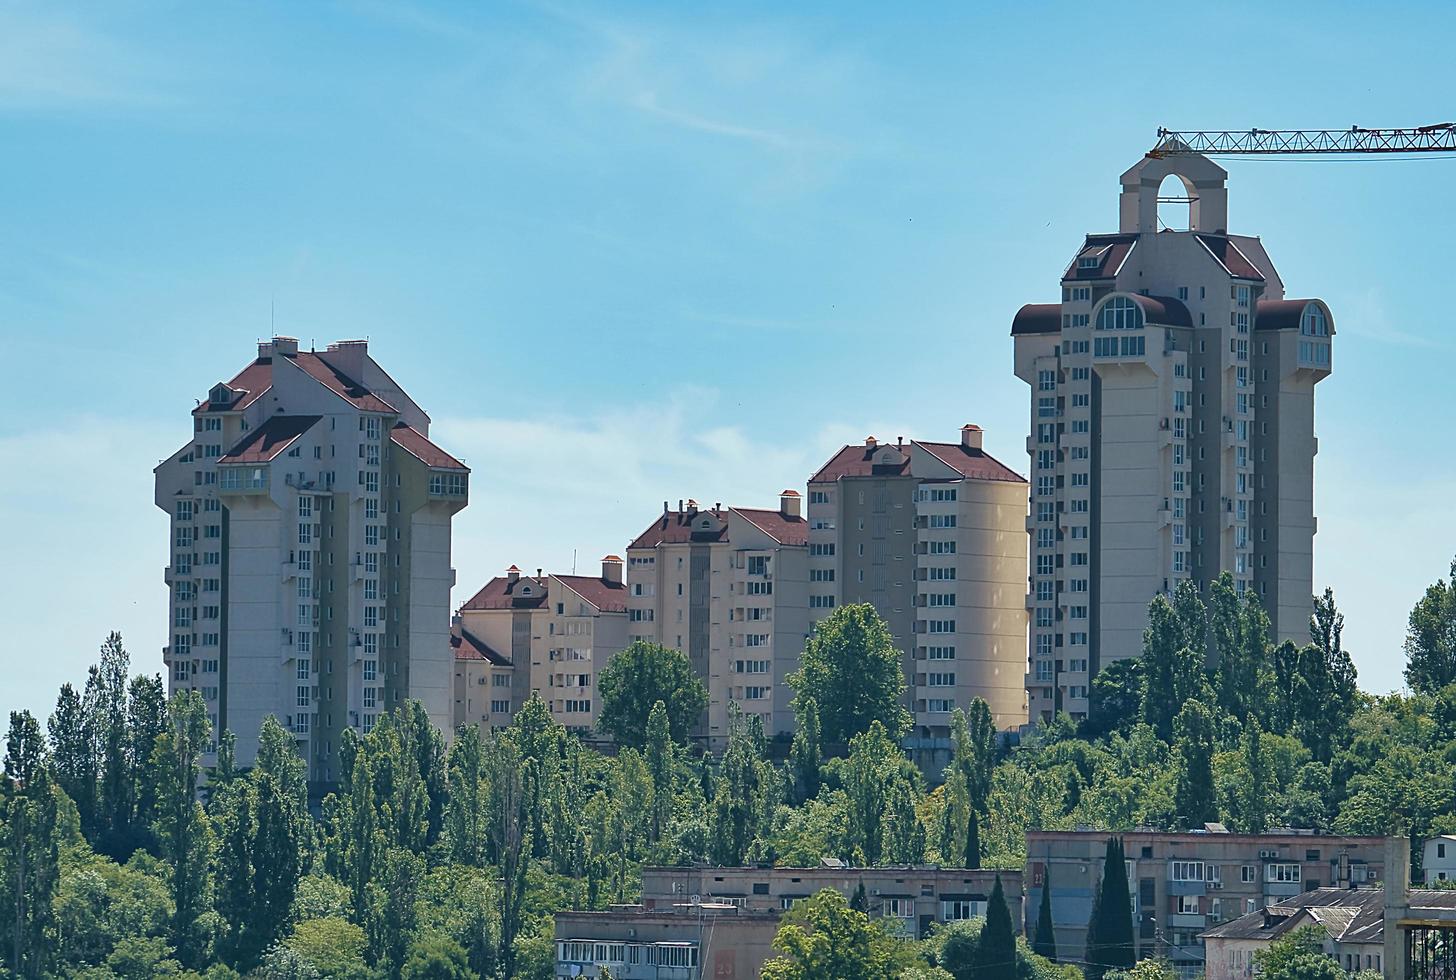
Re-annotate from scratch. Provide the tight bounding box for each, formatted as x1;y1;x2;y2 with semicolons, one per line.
283;916;372;978
93;632;134;857
973;875;1017;980
47;683;98;838
1085;659;1144;741
788;603;911;744
1239;714;1270;833
400;932;471;979
1032;875;1057;962
1085;837;1134;980
1172;700;1218;829
127;672;169;852
760;888;907;980
1105;962;1178;980
596;641;708;747
789;696;822;805
3;712;60;979
443;725;485;867
1405;556;1456;694
153;691;214;969
644;701;674;845
710;707;770;866
1139;598;1183;740
1252;925;1343;980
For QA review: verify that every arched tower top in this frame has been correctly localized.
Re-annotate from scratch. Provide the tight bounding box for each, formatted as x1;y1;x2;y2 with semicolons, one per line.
1119;152;1228;235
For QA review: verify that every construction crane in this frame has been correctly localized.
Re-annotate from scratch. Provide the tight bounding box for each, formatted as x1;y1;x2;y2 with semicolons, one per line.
1149;123;1456;157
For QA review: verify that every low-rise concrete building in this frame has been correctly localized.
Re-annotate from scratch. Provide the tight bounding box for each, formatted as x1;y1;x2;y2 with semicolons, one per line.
1201;886;1386;979
1026;828;1389;976
640;864;1022;941
1421;835;1456;885
554;904;780;979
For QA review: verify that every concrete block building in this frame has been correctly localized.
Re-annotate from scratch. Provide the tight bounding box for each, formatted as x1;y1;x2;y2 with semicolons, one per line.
154;337;468;788
454;557;629;735
1012;153;1334;722
806;426;1029;758
1026;829;1387;976
626;495;809;748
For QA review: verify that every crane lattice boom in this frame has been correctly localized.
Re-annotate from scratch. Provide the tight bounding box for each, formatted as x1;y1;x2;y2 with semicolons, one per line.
1150;124;1456;157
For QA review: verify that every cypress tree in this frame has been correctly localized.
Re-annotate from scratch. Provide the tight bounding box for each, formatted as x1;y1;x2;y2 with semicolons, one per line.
1086;837;1135;980
1033;871;1057;962
974;875;1017;980
963;806;981;869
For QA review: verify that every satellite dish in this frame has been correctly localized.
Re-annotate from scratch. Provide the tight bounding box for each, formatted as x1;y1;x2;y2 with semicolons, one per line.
691;894;701;904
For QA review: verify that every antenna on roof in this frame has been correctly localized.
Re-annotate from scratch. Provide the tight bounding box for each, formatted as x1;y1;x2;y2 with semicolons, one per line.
270;292;275;333
572;548;577;575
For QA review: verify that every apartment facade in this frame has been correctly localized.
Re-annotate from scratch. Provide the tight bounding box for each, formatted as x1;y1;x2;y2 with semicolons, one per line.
806;426;1030;755
641;864;1023;941
555;905;780;980
455;557;629;735
1025;829;1388;976
626;495;809;747
154;337;468;787
1012;152;1334;722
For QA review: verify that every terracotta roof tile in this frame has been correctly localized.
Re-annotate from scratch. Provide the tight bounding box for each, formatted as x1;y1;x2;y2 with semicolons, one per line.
809;444;913;483
811;440;1025;485
731;508;809;546
390;422;468;471
1196;234;1265;280
629;510;730;549
451;625;511;666
290;352;399;413
913;441;1028;483
554;575;629;613
1256;298;1331;333
460;575;549;610
1011;303;1061;336
1063;233;1137;281
217;415;321;463
193;358;274;415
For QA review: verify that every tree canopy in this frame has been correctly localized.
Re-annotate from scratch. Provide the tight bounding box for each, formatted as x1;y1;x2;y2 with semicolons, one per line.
594;640;708;748
789;603;911;745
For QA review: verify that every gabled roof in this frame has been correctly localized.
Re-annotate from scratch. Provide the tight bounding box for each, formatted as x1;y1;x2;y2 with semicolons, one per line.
731;508;809;546
194;358;274;415
1063;233;1137;281
217;415;321;464
460;575;549;610
553;575;629;613
390;422;468;471
451;625;511;666
810;444;912;482
1196;234;1265;280
1202;887;1384;944
914;441;1028;483
629;509;730;549
289;352;399;413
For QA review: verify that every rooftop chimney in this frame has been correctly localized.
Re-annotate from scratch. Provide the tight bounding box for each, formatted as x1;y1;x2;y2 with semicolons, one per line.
322;339;369;384
506;565;521;583
780;490;802;519
601;555;624;586
961;424;984;452
897;436;903;449
258;336;299;359
865;435;878;448
536;568;543;580
686;499;699;518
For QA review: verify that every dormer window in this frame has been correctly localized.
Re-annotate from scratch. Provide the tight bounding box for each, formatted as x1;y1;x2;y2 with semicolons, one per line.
1078;256;1100;269
1300;303;1329;337
209;384;234;407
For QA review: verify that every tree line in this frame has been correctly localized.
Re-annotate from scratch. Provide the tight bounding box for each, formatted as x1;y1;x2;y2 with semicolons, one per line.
6;554;1456;978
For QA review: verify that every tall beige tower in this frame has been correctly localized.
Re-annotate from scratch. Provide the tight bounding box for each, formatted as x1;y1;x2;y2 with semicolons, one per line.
806;427;1029;765
155;337;469;790
1012;154;1333;723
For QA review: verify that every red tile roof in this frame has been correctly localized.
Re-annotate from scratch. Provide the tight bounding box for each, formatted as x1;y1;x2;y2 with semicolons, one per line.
1196;234;1265;281
1256;298;1328;332
1127;294;1193;328
629;509;731;549
554;575;629;613
1063;234;1137;281
193;357;274;415
809;444;912;483
217;415;321;463
913;442;1028;484
732;508;809;546
460;575;549;610
451;625;511;666
1011;303;1061;336
290;352;399;413
390;423;468;471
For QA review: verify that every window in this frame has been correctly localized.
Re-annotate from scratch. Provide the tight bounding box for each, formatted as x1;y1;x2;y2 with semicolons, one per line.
743;686;769;700
491;700;510;714
927;620;955;634
926;699;954;713
926;646;955;660
1300;303;1329;336
809;490;830;504
1171;861;1205;882
1038;369;1057;391
942;900;983;921
926;672;955;687
1267;863;1300;883
809;595;836;609
1096;296;1144;331
1177;895;1199;915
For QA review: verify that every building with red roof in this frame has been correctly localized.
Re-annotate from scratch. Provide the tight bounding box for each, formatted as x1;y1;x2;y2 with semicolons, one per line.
155;337;469;790
454;557;629;736
1011;153;1333;725
626;493;810;748
806;426;1030;765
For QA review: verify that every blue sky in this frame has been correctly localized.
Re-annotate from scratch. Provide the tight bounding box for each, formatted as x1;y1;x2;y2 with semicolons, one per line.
3;0;1455;719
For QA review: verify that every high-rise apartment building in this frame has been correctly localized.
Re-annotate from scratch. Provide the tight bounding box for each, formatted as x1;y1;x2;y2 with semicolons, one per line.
1012;153;1334;722
454;557;629;735
806;427;1029;756
155;337;469;788
626;495;808;748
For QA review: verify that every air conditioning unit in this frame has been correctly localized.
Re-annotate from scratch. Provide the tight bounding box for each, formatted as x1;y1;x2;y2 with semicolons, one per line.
1211;882;1224;890
1259;849;1277;859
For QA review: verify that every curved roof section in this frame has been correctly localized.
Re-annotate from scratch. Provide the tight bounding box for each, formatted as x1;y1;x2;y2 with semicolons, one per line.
1011;303;1061;336
1255;298;1333;333
1129;293;1193;328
